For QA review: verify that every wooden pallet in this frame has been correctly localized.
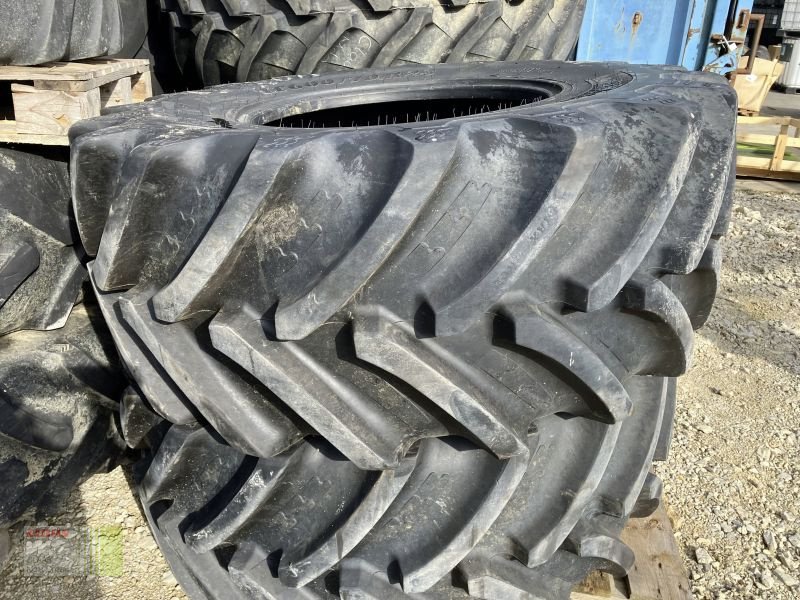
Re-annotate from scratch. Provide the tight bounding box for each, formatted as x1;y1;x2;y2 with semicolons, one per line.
0;58;152;145
736;115;800;182
571;502;692;600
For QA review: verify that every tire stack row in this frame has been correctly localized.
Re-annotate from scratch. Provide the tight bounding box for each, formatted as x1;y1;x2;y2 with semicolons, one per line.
0;148;125;529
158;0;585;86
65;61;735;599
0;2;737;599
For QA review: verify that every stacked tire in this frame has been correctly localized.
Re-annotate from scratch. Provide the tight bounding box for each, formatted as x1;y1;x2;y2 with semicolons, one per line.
0;0;148;530
0;0;594;565
0;8;164;507
158;0;586;86
67;61;737;599
0;148;125;528
0;0;148;65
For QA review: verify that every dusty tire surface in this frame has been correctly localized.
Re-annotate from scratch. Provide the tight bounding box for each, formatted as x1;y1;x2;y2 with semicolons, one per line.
0;148;127;530
70;61;736;598
0;303;126;528
0;0;147;65
157;0;585;87
0;146;86;337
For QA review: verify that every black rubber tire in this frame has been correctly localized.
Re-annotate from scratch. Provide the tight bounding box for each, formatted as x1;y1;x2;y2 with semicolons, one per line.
0;147;127;530
0;0;147;66
0;146;86;337
156;0;586;87
0;303;126;528
69;61;736;599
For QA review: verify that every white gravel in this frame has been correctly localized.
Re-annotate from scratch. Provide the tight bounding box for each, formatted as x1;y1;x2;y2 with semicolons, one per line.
656;188;800;600
0;187;798;600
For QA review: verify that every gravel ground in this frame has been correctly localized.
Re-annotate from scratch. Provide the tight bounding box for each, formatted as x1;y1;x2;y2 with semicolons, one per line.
0;467;186;600
655;188;800;599
0;187;798;600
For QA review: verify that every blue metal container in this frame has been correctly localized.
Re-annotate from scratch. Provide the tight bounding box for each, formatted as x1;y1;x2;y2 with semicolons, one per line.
577;0;756;76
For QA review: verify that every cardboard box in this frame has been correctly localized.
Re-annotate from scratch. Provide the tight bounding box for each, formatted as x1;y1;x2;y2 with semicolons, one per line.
734;57;785;114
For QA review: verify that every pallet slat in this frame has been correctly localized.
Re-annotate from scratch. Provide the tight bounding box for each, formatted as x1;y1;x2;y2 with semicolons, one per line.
736;114;800;181
736;166;800;182
738;115;800;129
572;571;621;599
131;70;153;103
571;501;691;600
0;58;149;83
738;132;800;148
11;84;101;136
100;78;133;111
0;58;152;145
32;66;141;93
736;155;800;172
621;503;692;600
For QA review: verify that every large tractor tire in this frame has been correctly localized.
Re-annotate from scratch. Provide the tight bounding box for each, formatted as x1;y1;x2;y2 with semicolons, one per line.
69;61;736;598
0;303;126;527
0;0;148;66
157;0;585;87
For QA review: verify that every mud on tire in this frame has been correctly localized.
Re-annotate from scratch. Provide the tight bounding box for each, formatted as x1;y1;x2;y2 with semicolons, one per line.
69;62;736;598
157;0;585;87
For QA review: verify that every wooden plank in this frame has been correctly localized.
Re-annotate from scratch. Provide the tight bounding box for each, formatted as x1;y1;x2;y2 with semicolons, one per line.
737;115;800;131
100;77;133;111
770;123;791;171
737;115;790;126
737;132;800;148
0;119;68;145
621;502;692;600
737;155;800;172
131;70;153;103
572;571;623;599
571;500;691;600
737;155;774;169
737;166;800;182
10;84;101;135
34;66;140;92
0;58;150;83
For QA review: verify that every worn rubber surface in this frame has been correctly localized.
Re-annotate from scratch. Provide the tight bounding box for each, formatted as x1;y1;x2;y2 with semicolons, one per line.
70;61;736;598
0;146;87;337
157;0;585;87
0;303;126;527
0;0;148;65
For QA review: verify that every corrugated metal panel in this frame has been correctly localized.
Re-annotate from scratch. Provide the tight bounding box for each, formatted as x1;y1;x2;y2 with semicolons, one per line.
578;1;695;65
783;0;800;30
778;37;800;87
577;0;755;74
